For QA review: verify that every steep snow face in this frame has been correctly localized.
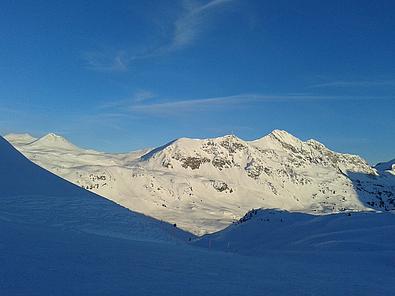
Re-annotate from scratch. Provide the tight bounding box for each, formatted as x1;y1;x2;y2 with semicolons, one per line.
252;129;305;151
6;131;395;235
0;136;192;242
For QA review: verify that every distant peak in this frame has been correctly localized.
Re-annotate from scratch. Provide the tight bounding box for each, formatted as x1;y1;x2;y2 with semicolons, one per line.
29;133;79;150
42;133;64;140
266;129;302;145
249;130;304;151
37;133;75;144
269;129;296;139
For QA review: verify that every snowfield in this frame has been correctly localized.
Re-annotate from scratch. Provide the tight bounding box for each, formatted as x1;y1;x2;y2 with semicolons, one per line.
2;218;395;296
5;130;395;235
194;209;395;254
1;135;395;295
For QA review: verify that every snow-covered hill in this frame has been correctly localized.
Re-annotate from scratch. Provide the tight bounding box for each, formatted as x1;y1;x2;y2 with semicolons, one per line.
0;135;192;242
194;208;395;255
5;130;395;235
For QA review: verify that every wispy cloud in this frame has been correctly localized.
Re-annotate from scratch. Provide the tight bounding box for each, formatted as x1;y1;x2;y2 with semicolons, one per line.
83;0;236;71
100;93;263;116
130;94;247;114
98;91;393;117
169;0;235;50
309;79;395;89
126;93;388;116
99;90;156;110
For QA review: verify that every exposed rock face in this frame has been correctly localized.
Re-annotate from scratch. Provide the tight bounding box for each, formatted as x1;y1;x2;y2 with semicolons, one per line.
211;180;233;193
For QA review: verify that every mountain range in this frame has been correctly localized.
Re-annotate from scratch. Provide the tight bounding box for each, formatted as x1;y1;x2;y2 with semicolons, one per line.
5;130;395;235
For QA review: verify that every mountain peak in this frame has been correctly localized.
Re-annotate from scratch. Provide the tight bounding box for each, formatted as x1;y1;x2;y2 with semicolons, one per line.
251;129;303;150
41;133;67;141
268;129;300;143
29;133;78;150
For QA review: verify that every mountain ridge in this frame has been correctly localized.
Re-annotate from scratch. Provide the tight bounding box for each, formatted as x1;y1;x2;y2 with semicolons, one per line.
5;130;394;235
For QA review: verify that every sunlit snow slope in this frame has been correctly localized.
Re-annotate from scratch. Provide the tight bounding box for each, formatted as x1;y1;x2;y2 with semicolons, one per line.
6;130;395;235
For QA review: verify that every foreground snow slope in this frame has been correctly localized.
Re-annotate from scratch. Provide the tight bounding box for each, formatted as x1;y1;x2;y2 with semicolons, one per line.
194;209;395;255
0;136;192;242
6;130;395;235
2;217;395;296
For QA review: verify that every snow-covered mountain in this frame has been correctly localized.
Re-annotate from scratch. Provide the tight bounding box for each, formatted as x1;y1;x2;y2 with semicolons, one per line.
27;132;80;150
0;135;191;242
5;130;395;235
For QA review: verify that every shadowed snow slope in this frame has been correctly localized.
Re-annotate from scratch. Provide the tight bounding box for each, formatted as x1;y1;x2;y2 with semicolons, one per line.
375;159;395;175
3;216;394;296
0;136;192;242
194;209;395;255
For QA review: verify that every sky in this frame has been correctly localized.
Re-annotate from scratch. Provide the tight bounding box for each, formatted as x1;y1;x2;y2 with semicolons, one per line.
0;0;394;164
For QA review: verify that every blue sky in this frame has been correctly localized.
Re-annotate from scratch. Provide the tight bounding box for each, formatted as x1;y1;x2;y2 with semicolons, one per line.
0;0;394;164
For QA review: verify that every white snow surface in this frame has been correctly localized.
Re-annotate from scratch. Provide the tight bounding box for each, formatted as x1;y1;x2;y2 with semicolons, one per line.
0;135;192;242
1;135;395;295
5;130;395;235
